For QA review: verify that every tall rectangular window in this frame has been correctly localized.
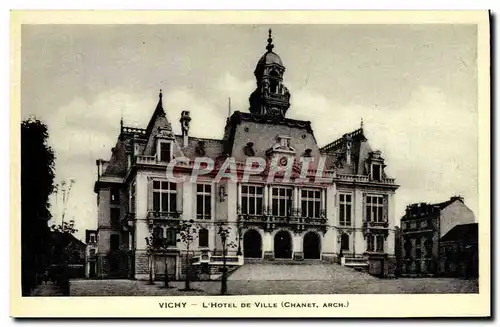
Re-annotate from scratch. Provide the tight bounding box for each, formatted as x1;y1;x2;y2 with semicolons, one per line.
367;234;384;252
241;185;263;215
196;184;212;219
372;164;382;181
340;234;350;251
199;228;209;247
301;189;321;218
166;228;176;246
365;195;384;222
129;180;136;214
339;193;352;226
110;208;120;228
159;142;172;162
152;181;177;212
110;234;119;251
271;186;293;217
376;235;384;252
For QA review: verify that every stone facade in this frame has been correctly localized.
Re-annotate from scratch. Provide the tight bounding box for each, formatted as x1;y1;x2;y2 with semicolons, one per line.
93;30;400;280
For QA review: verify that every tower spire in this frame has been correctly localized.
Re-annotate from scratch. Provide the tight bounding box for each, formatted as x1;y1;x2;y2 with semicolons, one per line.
266;28;274;52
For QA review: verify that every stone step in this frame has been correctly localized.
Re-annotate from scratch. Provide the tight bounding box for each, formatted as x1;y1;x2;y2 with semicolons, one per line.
244;258;332;265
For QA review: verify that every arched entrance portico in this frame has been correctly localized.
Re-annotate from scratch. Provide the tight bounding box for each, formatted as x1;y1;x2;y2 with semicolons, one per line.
303;231;321;259
274;230;292;259
243;229;262;258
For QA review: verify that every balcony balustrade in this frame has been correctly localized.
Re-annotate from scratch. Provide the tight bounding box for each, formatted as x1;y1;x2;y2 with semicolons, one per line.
362;220;389;228
147;210;183;224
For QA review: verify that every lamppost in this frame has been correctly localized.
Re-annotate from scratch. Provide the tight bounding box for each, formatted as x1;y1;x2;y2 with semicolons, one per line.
217;224;230;295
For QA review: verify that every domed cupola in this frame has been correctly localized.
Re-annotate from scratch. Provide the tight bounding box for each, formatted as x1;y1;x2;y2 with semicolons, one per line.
249;29;291;118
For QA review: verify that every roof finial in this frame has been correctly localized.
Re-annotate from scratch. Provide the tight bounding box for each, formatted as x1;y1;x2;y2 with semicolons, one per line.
266;28;274;52
159;89;163;99
360;118;364;130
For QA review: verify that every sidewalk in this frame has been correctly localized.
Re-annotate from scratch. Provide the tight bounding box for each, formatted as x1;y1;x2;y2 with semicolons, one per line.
31;283;66;296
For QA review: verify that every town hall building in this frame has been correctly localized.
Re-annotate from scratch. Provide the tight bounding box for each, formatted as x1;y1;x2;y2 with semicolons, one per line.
93;30;400;280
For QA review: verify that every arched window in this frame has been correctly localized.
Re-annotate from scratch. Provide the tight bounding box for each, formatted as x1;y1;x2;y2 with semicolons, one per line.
199;228;209;248
269;70;279;94
341;234;349;251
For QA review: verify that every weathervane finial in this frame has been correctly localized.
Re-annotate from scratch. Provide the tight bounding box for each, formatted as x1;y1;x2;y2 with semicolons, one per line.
360;118;364;129
266;28;274;52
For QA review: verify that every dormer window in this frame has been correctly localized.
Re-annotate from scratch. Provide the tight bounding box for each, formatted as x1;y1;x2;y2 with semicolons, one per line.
280;136;289;148
157;141;172;162
243;142;255;156
90;234;96;243
372;164;382;181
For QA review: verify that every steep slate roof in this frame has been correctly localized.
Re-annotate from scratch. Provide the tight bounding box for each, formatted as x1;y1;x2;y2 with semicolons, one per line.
319;127;373;174
440;223;478;243
221;111;322;164
175;136;224;160
401;196;465;221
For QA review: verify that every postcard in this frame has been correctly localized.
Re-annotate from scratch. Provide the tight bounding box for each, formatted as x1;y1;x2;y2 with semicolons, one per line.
10;10;491;318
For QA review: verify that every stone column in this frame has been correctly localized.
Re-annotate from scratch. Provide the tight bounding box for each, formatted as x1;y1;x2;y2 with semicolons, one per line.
386;192;395;256
134;172;150;279
292;233;303;261
293;186;298;213
236;182;242;214
321;188;326;211
323;184;336;261
264;184;269;213
353;188;364;256
263;232;274;260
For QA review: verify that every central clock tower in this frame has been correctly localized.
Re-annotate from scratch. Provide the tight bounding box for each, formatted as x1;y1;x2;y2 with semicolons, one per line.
249;29;291;118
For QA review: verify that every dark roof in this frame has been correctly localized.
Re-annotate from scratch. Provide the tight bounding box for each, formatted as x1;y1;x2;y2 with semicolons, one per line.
401;196;465;221
221;111;321;162
174;135;224;159
440;223;478;243
50;231;86;248
257;51;284;67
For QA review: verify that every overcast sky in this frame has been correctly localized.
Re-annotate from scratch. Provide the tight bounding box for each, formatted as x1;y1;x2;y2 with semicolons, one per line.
21;24;478;241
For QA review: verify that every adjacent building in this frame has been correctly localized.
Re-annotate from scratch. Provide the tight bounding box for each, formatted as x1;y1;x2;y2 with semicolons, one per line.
439;222;478;278
400;196;475;276
93;30;400;280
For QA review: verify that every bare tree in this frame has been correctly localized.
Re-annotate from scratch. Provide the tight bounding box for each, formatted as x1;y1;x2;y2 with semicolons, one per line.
217;224;237;295
176;219;199;291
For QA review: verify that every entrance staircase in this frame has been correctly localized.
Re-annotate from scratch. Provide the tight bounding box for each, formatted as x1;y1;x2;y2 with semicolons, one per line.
229;261;378;281
340;256;369;272
244;258;328;265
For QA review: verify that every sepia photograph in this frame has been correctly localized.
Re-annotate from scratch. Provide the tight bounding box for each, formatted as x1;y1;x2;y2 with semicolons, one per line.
11;10;490;318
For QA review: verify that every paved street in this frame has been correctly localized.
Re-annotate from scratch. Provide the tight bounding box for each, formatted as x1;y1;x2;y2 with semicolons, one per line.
60;263;478;296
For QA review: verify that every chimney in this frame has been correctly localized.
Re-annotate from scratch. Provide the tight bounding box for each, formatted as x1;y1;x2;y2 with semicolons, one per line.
345;134;352;166
179;111;191;148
